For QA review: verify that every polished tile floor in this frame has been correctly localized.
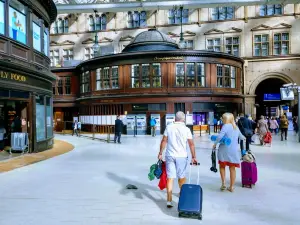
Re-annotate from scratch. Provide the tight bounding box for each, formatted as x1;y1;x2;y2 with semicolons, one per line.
0;132;299;225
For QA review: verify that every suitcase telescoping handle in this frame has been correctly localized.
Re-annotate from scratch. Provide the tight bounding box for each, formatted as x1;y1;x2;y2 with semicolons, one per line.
188;162;200;185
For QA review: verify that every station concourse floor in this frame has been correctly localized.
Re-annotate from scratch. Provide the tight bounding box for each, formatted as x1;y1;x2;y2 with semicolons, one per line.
0;133;299;225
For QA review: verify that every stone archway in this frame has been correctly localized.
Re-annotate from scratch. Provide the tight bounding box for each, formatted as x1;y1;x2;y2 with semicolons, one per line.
247;72;294;96
245;72;294;118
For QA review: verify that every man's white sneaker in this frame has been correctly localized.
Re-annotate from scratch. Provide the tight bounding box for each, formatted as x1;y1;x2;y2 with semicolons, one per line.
167;201;173;208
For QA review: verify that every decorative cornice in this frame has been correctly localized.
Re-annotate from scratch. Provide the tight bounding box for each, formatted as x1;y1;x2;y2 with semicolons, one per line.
251;24;272;31
204;28;224;35
119;35;134;42
224;27;242;33
272;23;292;29
50;40;75;46
82;38;94;44
99;37;113;43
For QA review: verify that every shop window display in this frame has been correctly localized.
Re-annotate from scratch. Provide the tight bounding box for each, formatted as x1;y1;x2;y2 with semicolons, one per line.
0;0;4;35
46;97;53;138
44;28;49;56
36;96;45;141
9;0;26;44
33;22;41;51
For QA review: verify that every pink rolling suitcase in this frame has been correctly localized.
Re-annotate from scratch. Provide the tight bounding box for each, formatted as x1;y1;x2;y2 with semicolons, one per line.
241;161;257;188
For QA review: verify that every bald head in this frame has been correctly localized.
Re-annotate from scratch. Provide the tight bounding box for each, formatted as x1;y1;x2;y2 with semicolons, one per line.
175;111;185;122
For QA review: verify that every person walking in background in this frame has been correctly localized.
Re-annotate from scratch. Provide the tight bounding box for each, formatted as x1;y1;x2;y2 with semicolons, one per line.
0;120;6;151
213;113;246;192
158;111;197;208
257;116;269;145
72;120;78;136
218;117;223;130
237;113;253;151
150;117;157;137
114;115;123;144
293;116;298;135
213;118;218;133
77;121;81;136
269;117;279;135
280;115;289;141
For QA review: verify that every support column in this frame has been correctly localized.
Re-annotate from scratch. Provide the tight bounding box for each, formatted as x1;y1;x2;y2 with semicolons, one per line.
245;95;256;118
30;93;37;153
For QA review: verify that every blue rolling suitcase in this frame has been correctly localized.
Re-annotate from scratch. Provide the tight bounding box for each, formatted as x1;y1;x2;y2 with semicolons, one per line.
178;163;203;220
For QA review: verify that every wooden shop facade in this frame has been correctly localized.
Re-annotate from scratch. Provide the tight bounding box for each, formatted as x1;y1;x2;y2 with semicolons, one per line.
0;0;57;151
52;29;244;134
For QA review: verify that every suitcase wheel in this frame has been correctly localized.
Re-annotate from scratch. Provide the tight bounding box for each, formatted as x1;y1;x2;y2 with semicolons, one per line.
198;214;202;220
178;213;181;218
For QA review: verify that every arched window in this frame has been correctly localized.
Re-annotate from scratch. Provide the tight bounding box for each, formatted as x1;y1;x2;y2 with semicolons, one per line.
101;14;107;30
95;15;101;31
182;9;189;23
64;18;69;33
259;4;282;16
89;15;95;31
52;21;58;34
133;11;139;28
175;9;181;24
58;18;64;33
140;11;147;27
168;9;175;24
128;11;133;28
128;11;147;28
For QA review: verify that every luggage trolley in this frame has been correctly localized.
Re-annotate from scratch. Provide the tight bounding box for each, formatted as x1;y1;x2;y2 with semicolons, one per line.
10;133;29;154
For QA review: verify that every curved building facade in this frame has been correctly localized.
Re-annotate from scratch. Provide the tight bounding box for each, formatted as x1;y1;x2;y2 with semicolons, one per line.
0;0;57;152
53;29;243;134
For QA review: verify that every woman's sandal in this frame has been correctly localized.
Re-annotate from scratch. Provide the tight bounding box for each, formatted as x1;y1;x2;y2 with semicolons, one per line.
220;185;226;191
227;187;235;192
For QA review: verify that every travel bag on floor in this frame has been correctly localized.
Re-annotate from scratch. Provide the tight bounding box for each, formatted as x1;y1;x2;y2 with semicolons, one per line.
178;163;203;220
241;161;258;188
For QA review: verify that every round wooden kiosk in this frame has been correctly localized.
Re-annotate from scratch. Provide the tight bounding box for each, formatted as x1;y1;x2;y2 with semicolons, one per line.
54;29;244;135
0;0;57;152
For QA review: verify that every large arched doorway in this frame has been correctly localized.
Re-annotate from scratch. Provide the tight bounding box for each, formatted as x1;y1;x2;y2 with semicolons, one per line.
255;78;287;118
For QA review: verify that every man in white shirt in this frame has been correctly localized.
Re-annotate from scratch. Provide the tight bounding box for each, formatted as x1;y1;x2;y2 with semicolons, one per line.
158;111;197;208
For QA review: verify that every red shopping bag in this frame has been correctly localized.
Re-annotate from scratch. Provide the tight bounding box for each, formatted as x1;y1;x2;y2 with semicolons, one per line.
158;161;167;190
264;132;272;144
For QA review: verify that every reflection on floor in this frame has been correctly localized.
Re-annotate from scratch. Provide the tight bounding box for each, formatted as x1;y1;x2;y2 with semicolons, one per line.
0;146;21;161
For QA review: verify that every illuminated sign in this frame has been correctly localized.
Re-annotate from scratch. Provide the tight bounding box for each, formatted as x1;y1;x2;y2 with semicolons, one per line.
0;71;27;82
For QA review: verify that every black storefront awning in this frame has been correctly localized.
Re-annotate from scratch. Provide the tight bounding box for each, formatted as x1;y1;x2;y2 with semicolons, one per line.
0;89;29;99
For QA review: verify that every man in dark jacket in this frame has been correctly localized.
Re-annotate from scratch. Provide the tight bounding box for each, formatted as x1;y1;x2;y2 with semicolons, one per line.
237;113;253;151
114;115;124;144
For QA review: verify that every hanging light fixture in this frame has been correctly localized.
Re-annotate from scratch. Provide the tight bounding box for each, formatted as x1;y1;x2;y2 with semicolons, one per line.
178;5;186;49
92;10;100;56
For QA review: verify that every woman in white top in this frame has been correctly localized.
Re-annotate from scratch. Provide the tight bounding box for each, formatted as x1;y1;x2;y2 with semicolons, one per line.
269;117;279;134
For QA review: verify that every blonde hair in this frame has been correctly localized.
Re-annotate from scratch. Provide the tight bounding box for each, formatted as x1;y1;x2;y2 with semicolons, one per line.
222;113;237;129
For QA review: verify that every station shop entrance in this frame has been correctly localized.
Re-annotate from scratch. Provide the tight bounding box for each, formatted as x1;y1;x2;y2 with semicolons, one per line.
0;90;30;152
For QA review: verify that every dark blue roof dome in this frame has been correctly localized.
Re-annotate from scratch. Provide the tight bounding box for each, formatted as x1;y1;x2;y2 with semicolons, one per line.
122;29;179;53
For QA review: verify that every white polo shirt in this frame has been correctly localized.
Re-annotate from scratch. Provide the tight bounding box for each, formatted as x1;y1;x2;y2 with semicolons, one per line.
163;122;193;158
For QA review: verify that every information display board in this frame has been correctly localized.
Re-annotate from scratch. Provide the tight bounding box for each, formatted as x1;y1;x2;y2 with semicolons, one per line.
136;114;147;135
165;114;175;126
185;114;193;125
126;115;136;135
